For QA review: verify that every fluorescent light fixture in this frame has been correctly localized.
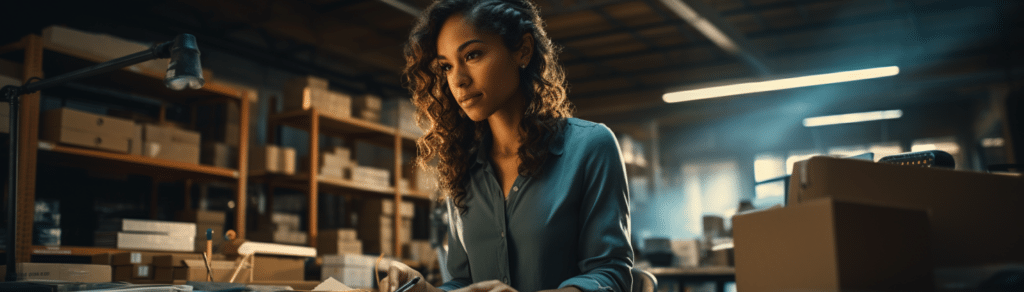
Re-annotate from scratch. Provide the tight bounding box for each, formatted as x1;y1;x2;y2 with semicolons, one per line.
663;66;899;103
803;110;903;127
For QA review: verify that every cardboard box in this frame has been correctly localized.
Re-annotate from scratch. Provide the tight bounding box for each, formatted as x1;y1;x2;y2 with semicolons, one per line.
279;146;297;175
111;251;164;265
404;240;434;263
143;141;201;164
251;145;281;175
201;142;234;168
320;265;374;288
95;232;195;252
362;199;414;218
253;255;306;281
733;199;933;291
113;264;153;280
318;239;363;255
182;259;251;282
358;215;412;254
283;83;352;119
788;156;1024;266
13;263;112;283
322;254;376;288
320;228;358;242
154;266;175;282
670;239;701;267
41;108;137;153
117;219;197;237
353;94;383;111
153;253;206;267
142;124;201;145
176;209;227;224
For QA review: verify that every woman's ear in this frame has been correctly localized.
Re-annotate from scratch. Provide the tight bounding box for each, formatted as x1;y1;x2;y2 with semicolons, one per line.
518;33;534;67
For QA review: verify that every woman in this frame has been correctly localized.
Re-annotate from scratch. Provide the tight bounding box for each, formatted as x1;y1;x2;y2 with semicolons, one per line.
379;0;633;292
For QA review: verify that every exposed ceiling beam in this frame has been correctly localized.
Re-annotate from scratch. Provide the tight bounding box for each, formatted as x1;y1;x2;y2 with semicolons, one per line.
378;0;421;17
656;0;771;75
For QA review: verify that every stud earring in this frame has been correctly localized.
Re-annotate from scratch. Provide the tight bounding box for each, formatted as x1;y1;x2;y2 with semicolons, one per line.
520;64;527;69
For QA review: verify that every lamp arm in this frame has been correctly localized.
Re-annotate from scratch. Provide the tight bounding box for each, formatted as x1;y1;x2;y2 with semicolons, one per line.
21;41;173;94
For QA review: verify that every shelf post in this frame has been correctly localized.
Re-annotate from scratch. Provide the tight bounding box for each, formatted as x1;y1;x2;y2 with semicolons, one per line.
308;109;320;248
236;99;251;240
394;129;403;258
15;35;44;264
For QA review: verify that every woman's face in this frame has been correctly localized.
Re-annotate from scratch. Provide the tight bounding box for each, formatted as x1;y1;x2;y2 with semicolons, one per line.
436;13;527;122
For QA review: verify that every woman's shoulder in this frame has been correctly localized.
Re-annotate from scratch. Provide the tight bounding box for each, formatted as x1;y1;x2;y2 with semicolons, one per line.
562;118;618;152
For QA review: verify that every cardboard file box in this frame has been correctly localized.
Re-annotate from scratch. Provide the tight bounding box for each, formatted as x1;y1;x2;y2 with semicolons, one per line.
788;156;1024;266
41;108;138;153
11;263;112;283
733;199;933;292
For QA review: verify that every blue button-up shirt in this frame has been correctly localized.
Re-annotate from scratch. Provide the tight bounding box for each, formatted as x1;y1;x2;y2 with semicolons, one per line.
439;118;633;292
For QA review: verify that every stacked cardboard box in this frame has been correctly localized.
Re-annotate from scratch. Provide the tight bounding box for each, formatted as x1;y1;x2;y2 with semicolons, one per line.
318;228;362;255
251;144;297;175
9;263;112;283
283;75;352;119
321;254;377;288
383;98;422;135
95;219;195;252
180;259;252;282
251;255;306;281
351;165;391;189
357;199;414;254
111;252;157;282
319;147;354;179
41;108;143;155
669;239;701;267
404;240;434;264
201;142;235;168
176;210;226;254
353;94;382;123
413;166;439;193
733;198;932;291
141;123;202;164
257;213;307;245
152;253;207;283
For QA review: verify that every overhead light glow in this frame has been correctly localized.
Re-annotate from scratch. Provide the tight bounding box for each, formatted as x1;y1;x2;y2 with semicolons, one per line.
663;66;899;103
802;110;903;127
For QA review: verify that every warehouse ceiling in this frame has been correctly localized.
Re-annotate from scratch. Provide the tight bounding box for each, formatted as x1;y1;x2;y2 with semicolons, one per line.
5;0;1023;134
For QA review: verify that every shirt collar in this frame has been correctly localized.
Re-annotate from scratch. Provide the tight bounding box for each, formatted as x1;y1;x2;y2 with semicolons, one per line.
472;124;566;167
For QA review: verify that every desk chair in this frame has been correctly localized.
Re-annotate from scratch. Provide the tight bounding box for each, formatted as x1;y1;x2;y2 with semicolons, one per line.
632;268;658;292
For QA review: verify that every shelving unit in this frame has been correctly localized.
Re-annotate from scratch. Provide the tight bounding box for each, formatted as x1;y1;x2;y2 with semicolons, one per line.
1;34;254;263
262;108;429;257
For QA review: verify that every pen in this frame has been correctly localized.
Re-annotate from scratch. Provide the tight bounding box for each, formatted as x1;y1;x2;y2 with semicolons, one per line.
206;228;213;262
394;276;421;292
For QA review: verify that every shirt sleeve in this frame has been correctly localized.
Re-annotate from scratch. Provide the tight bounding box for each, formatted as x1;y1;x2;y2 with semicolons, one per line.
438;203;473;291
558;125;634;292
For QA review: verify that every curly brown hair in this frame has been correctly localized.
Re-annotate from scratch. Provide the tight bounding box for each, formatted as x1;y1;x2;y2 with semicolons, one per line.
403;0;573;212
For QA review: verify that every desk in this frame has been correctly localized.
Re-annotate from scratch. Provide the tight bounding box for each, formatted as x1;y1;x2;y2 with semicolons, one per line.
646;266;735;292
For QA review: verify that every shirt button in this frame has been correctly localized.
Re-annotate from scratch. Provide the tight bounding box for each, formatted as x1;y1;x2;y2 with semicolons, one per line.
500;231;505;238
512;186;519;192
503;277;509;283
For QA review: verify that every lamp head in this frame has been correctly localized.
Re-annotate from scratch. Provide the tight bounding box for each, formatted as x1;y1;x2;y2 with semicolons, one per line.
164;34;204;90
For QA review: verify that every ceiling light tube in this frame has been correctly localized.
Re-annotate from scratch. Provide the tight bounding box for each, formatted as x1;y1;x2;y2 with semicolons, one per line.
802;110;903;127
663;66;899;103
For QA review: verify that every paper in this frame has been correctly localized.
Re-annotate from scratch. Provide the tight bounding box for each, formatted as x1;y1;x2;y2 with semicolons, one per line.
313;277;354;291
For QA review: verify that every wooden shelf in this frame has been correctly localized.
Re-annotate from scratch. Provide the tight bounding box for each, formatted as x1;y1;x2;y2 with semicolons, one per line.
39;39;254;103
38;141;239;180
30;245;123;256
252;172;434;200
270;110;418;151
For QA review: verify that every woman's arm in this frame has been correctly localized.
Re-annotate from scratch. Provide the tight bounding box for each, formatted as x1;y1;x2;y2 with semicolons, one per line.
557;125;634;292
438;200;474;291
